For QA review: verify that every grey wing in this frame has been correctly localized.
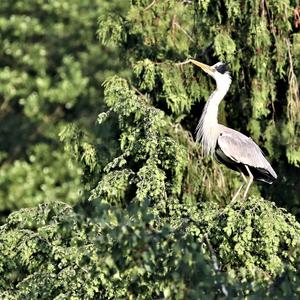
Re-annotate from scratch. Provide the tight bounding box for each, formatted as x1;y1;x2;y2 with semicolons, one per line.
217;127;277;178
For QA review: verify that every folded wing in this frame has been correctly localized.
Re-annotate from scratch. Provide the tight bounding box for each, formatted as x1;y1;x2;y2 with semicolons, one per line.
216;126;277;183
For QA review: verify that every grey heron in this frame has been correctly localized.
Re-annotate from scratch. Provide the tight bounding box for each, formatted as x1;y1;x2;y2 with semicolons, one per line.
190;59;277;200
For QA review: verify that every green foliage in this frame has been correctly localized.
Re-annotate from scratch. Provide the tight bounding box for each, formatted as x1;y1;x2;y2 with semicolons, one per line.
97;0;300;210
100;3;300;214
1;198;300;298
0;201;228;299
92;76;209;207
207;197;300;280
0;0;129;212
88;75;300;286
0;144;82;211
0;0;300;298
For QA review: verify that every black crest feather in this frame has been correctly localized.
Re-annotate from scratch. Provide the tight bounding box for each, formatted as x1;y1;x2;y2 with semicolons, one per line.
215;63;229;74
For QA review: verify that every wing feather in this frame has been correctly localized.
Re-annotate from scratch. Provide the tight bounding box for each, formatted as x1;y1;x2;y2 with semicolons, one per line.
217;127;277;179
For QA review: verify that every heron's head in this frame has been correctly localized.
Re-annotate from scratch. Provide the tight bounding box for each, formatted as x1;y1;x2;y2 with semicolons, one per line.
190;59;231;89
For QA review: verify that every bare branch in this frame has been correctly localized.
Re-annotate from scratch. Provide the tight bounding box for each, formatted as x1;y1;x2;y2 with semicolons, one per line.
285;38;300;123
173;21;194;42
175;59;191;66
144;0;156;11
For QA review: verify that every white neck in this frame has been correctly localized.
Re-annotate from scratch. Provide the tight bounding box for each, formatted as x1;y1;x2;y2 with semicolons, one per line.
196;73;232;155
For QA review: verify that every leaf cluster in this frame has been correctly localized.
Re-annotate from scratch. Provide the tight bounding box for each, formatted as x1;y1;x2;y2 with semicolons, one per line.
0;0;300;298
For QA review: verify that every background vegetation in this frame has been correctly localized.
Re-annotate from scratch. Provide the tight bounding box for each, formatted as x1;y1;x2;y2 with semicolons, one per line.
0;0;299;298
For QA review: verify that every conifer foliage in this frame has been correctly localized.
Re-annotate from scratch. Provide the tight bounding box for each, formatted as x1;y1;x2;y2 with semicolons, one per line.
0;0;127;212
0;0;300;298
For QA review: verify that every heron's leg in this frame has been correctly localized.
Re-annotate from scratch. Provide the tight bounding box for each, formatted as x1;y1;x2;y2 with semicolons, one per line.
243;165;253;199
240;171;247;184
232;182;244;202
231;171;247;202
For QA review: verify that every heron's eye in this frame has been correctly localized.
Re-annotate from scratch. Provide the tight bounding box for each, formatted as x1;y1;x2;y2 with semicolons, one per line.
215;63;229;74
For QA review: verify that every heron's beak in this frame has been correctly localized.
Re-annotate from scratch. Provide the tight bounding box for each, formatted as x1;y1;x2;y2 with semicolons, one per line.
189;59;214;75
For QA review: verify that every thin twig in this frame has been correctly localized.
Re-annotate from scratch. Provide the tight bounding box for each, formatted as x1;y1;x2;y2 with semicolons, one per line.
173;21;194;42
130;84;149;103
285;38;300;122
204;234;219;271
204;234;229;297
175;59;191;66
144;0;156;11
